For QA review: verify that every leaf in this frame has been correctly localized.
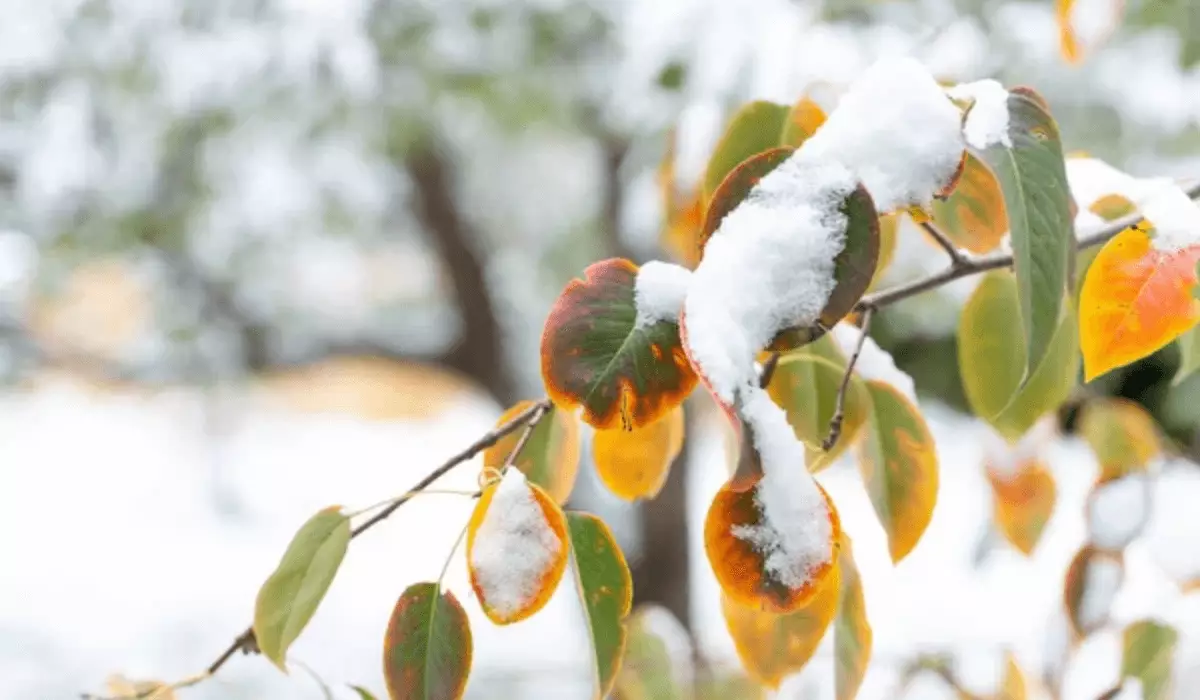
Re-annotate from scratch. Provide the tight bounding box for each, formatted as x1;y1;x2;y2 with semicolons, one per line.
105;675;176;700
695;672;765;700
662;190;705;269
870;213;899;290
1121;620;1178;700
999;652;1028;700
1080;225;1200;380
567;512;634;700
382;583;472;700
834;536;871;700
704;480;841;613
466;476;570;625
778;96;827;147
988;461;1057;556
857;381;939;563
593;405;684;501
959;270;1079;440
1063;545;1123;638
703;101;790;200
1173;326;1200;384
254;507;350;669
613;609;685;700
930;152;1008;254
483;400;580;503
767;354;870;471
541;258;698;430
1056;0;1124;64
694;151;880;350
1078;398;1161;482
973;87;1074;377
721;564;840;688
350;686;380;700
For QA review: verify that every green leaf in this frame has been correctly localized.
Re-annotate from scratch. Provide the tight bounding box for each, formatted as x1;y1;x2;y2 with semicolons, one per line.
834;537;871;700
1122;620;1178;700
349;686;380;700
1174;326;1200;384
253;507;350;669
703;101;790;200
383;583;473;700
541;259;697;430
656;62;686;91
973;87;1073;377
858;382;939;563
696;672;764;700
614;608;685;700
568;512;634;700
767;354;871;470
959;270;1079;440
1078;398;1161;482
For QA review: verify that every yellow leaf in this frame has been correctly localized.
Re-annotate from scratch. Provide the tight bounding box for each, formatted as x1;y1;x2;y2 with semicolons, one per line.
779;96;827;147
998;652;1028;700
466;473;570;625
930;152;1008;254
988;461;1057;556
1056;0;1125;65
593;406;685;501
1079;224;1200;381
721;564;840;688
834;535;871;700
1078;398;1161;482
484;400;581;504
105;675;176;700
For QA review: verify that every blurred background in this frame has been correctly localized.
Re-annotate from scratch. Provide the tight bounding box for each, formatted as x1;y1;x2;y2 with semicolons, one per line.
3;0;1200;698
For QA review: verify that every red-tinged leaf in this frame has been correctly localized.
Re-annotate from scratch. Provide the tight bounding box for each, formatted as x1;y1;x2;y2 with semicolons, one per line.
466;475;570;625
1079;225;1200;380
254;507;350;670
1121;619;1178;700
1063;545;1124;638
778;96;827;147
703;101;790;200
541;259;697;430
483;400;580;504
704;479;841;613
567;512;634;700
593;405;684;501
721;565;840;688
834;535;871;700
931;151;1008;254
857;381;939;563
988;461;1057;556
383;583;472;700
1078;398;1161;482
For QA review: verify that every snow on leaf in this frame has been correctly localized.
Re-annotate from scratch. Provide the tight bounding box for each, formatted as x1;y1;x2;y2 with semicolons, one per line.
1064;545;1123;638
720;563;840;688
930;151;1008;254
766;353;870;471
483;400;580;504
1078;398;1161;482
972;86;1074;379
1086;473;1152;552
834;535;871;700
253;506;350;670
567;512;634;700
1080;224;1200;380
541;258;697;430
466;471;569;625
700;147;795;254
857;381;938;563
1121;620;1178;700
382;582;472;700
947;80;1013;150
987;457;1057;556
703;101;790;200
592;404;684;501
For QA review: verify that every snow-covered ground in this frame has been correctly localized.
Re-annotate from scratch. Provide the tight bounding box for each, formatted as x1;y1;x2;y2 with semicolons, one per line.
2;382;1199;699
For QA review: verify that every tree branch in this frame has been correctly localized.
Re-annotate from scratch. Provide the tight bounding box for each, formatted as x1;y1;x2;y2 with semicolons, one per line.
918;220;967;267
822;307;874;450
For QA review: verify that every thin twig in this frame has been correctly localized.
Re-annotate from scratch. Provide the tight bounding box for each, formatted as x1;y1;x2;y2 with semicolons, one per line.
822;306;874;451
201;399;551;678
855;180;1200;313
918;220;967;267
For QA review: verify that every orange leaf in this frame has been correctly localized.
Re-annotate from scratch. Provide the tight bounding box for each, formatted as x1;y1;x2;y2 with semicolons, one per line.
721;564;840;688
593;406;685;501
1079;225;1200;381
704;480;841;614
930;152;1008;254
484;400;580;504
466;472;570;625
987;461;1057;556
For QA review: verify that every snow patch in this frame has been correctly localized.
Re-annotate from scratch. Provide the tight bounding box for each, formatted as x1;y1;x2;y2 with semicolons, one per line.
1078;555;1122;632
1110;677;1144;700
633;261;692;328
469;470;563;618
830;322;916;402
683;158;856;403
729;387;834;589
1144;185;1200;252
947;79;1012;149
1087;474;1151;551
1064;157;1200;249
800;56;965;213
